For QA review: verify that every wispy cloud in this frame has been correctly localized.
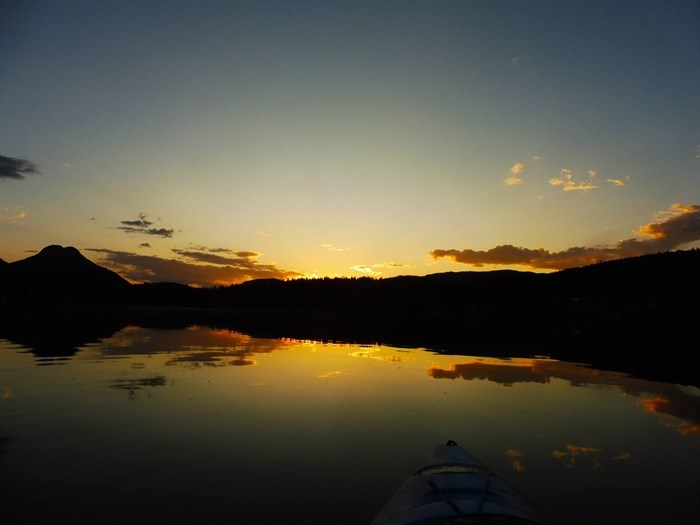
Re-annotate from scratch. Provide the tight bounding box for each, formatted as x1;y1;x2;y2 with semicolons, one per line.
117;213;174;238
321;243;351;252
0;155;40;180
430;203;700;270
188;245;235;254
548;168;599;192
351;261;408;276
351;265;381;276
0;205;28;224
88;248;301;286
118;226;174;237
607;178;625;187
171;248;261;266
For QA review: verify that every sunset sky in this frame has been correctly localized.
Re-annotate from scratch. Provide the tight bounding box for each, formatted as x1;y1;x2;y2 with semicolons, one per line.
1;0;698;286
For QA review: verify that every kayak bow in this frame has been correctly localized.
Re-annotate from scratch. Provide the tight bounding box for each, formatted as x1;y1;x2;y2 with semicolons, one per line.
371;440;550;525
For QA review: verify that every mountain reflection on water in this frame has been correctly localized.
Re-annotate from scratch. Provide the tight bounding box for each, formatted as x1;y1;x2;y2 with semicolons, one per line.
1;325;699;525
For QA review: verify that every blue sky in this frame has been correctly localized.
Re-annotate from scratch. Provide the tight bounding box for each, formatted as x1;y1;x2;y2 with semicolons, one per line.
1;0;698;285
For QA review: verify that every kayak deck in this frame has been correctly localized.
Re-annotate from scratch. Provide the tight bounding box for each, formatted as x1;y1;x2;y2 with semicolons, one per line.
371;440;550;525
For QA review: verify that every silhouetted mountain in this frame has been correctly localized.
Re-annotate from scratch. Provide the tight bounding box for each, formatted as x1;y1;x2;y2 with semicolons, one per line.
0;244;129;301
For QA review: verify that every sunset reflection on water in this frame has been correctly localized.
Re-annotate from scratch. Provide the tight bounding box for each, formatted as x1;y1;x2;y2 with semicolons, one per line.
1;326;698;525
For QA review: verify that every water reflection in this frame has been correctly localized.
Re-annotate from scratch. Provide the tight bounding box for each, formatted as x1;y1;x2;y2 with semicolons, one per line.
7;325;698;436
428;358;700;436
1;326;699;525
97;326;297;361
552;445;605;469
91;330;700;437
108;376;168;400
4;320;126;360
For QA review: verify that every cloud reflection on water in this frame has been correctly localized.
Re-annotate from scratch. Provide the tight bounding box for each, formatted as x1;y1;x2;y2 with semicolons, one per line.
428;358;700;436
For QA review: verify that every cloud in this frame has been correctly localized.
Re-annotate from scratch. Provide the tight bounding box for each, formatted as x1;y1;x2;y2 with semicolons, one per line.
119;226;174;237
172;248;261;266
607;178;625;187
430;203;700;270
0;155;40;180
139;243;151;248
0;206;28;224
504;161;524;185
351;261;408;276
321;243;351;252
116;213;174;237
235;251;259;258
503;157;540;186
510;162;525;175
87;248;301;286
351;265;381;276
548;168;599;192
121;213;153;228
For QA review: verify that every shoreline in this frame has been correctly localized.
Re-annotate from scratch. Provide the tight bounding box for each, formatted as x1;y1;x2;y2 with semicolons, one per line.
2;302;697;387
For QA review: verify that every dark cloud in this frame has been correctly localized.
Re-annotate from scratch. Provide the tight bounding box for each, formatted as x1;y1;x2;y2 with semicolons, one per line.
118;226;174;237
116;214;173;237
235;251;259;258
187;245;252;256
87;248;301;286
0;155;40;180
431;204;700;270
139;243;151;248
121;219;153;227
171;249;260;266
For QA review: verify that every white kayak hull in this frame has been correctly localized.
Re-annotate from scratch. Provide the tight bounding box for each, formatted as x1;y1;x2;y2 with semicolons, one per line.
371;440;550;525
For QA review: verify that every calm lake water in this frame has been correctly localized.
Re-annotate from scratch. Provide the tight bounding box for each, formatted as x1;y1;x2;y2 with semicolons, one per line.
1;325;698;524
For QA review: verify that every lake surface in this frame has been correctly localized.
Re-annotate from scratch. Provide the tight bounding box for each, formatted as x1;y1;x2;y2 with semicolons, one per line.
1;325;698;524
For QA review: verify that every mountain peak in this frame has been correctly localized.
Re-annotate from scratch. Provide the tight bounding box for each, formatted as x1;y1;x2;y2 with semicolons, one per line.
35;244;84;262
2;244;129;298
39;244;80;255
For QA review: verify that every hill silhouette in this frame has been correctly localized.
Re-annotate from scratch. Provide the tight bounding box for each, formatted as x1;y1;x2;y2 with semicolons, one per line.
0;245;129;301
1;246;698;384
